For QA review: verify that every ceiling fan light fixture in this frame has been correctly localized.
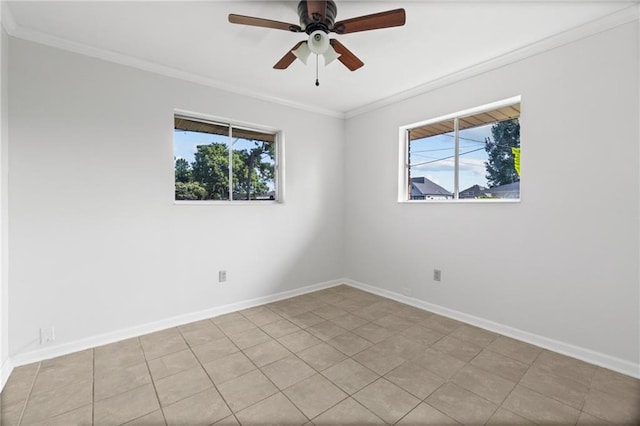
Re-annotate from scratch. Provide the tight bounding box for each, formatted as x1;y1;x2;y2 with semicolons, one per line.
307;30;330;54
292;41;311;64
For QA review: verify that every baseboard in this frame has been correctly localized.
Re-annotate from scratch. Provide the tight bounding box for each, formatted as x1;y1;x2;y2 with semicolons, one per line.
0;356;13;392
343;278;640;379
10;279;344;368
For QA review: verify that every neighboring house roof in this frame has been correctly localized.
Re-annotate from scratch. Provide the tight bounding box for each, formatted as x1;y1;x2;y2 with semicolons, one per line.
459;184;487;199
483;181;520;198
410;177;452;198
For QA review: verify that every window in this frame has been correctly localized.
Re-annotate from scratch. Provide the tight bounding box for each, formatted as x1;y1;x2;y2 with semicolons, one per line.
174;114;281;202
401;98;521;201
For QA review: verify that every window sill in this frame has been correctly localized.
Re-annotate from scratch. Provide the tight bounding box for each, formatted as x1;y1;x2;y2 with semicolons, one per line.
174;200;282;206
398;199;520;204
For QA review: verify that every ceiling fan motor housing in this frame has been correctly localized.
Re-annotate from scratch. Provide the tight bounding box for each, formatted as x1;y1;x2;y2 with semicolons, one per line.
297;0;337;33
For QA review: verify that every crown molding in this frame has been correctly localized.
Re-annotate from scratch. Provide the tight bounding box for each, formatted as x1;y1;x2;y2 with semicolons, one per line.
1;3;638;120
0;2;345;119
345;3;640;119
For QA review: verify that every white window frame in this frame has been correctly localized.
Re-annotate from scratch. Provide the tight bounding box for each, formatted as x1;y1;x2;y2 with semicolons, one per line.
398;96;521;203
174;109;285;205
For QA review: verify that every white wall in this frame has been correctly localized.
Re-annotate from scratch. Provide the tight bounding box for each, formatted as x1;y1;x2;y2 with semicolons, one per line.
344;22;639;368
7;38;345;358
0;23;9;386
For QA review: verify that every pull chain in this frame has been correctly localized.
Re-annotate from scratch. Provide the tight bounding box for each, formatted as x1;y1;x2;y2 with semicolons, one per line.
315;54;319;87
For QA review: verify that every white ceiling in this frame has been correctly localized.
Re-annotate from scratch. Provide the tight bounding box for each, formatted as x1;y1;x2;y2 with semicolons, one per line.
4;1;636;116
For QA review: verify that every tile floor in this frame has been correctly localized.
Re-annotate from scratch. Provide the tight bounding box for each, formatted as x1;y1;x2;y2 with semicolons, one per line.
1;284;639;425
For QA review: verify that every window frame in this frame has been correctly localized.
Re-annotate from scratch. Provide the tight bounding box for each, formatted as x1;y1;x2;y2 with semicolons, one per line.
398;96;521;203
173;110;284;205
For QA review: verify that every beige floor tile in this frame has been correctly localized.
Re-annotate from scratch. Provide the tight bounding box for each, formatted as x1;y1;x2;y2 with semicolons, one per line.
242;308;282;327
202;351;255;384
420;315;464;335
123;409;166;425
450;325;497;348
288;312;326;329
21;379;92;424
307;321;348;341
260;355;316;390
470;349;530;382
31;351;93;395
450;364;516;405
297;342;347;372
502;385;580;425
432;335;483;362
95;361;152;401
212;312;244;325
520;364;588;409
384;362;444;399
352;344;407;376
228;327;272;350
277;330;322;353
576;411;608;425
328;313;369;331
395;305;433;322
1;400;26;426
162;388;231;426
312;397;385;425
353;378;420;424
590;367;640;399
94;383;160;425
236;392;307;426
373;314;415;332
326;332;372;356
533;350;597;387
1;363;39;406
218;370;278;412
582;388;640;424
351;323;393;344
425;382;497;425
396;403;460;425
148;349;200;381
213;415;240;425
400;325;445;347
261;319;301;339
216;317;257;336
95;338;145;372
486;407;535;425
321;358;379;395
284;374;348;419
24;404;92;426
178;320;226;346
312;304;348;320
155;366;213;407
243;340;291;367
373;335;425;360
191;337;239;364
140;329;188;360
351;305;392;322
411;348;465;379
486;336;542;365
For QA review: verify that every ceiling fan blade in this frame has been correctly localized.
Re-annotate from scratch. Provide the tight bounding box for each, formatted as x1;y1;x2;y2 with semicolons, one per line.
306;1;327;23
274;41;306;70
229;14;302;32
329;39;364;71
332;9;406;34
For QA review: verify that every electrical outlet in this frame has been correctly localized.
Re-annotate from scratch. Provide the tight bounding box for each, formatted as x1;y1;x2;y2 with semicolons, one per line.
218;270;227;283
433;269;442;282
40;327;55;344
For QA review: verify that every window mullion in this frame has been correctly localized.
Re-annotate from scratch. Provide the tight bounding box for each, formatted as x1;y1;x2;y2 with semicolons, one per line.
454;117;460;199
228;126;233;201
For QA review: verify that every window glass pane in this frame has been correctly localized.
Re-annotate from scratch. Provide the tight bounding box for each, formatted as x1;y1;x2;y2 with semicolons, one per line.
231;127;276;201
174;117;230;200
459;115;520;199
408;119;454;200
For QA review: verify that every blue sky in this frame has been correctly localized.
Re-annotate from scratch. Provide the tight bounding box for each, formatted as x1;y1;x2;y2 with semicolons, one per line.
409;123;494;193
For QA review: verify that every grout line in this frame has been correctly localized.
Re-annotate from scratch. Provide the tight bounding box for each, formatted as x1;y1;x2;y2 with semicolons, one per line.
91;348;95;426
138;336;168;426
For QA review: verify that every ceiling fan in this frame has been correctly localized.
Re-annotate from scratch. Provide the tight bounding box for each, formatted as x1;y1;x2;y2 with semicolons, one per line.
228;1;406;78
